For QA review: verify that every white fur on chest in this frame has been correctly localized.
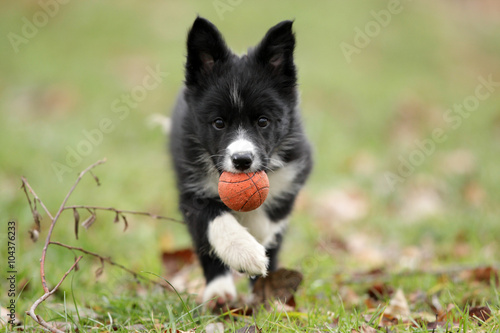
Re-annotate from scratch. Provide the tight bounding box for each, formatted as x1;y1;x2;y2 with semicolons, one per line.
265;160;301;202
233;208;287;247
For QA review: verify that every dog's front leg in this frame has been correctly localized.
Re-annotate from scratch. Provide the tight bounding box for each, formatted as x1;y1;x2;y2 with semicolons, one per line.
208;212;269;277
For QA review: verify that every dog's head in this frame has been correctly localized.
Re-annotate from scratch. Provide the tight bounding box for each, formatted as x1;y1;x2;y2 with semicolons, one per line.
183;17;298;174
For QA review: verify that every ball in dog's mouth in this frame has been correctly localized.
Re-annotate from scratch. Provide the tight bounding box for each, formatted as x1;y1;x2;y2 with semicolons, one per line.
218;171;269;212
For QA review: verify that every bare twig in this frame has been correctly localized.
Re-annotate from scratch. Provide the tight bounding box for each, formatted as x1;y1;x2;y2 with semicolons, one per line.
39;159;106;292
21;178;54;220
49;241;170;289
63;205;184;224
23;159;180;332
25;159;106;330
26;256;83;333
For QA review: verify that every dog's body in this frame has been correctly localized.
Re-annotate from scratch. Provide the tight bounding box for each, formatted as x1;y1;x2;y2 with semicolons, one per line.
170;17;312;304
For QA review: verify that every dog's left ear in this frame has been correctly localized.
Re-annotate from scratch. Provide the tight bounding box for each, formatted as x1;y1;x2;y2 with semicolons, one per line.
185;17;230;86
255;20;296;82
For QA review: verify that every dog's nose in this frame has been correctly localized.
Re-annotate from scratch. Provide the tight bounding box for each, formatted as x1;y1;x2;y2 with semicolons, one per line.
231;152;253;171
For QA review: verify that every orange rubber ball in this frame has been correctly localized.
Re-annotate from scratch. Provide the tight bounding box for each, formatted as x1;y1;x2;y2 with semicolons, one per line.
218;171;270;212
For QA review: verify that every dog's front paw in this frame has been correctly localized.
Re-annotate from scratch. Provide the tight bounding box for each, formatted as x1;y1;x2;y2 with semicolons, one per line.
203;273;237;307
208;213;269;276
230;238;268;276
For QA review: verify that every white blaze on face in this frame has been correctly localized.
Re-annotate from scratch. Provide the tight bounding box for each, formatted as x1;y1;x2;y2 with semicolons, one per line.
227;139;255;156
230;81;244;111
223;128;260;172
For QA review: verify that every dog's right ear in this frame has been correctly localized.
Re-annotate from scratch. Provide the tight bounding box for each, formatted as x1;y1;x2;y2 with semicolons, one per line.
185;17;230;86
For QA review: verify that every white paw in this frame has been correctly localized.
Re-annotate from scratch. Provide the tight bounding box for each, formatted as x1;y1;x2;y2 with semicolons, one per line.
208;213;269;276
202;273;237;305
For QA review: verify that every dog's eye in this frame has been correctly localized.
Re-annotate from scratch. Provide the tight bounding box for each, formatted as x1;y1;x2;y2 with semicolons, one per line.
257;117;269;128
213;118;225;129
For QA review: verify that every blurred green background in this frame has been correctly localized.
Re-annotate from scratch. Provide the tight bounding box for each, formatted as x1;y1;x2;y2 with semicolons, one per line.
1;0;500;320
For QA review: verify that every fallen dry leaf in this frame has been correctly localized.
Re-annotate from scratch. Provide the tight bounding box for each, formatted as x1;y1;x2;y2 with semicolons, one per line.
384;289;410;319
424;321;456;331
252;268;302;309
462;266;500;286
345;233;385;266
315;187;369;224
437;149;476;176
379;313;399;327
468;306;491;324
367;282;394;301
124;324;147;331
205;322;224;333
235;325;262;333
399;183;444;222
359;324;378;333
462;180;486;207
339;285;361;306
346;151;378;176
162;248;196;277
0;307;20;327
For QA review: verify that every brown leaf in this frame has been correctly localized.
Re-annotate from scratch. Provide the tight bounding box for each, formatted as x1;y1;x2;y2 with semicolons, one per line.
471;266;499;286
384;289;410;318
33;204;42;230
367;282;394;301
73;208;80;240
225;306;253;316
462;180;486;207
251;268;302;308
82;214;96;229
468;306;491;324
424;321;455;331
161;248;196;277
235;325;262;333
380;313;399;327
339;286;361;306
113;212;120;223
121;214;128;231
359;324;377;333
95;258;104;279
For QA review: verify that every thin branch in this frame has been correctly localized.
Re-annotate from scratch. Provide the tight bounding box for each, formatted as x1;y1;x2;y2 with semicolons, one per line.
26;256;83;333
21;177;54;220
23;158;180;332
63;205;184;224
40;159;106;293
49;241;170;289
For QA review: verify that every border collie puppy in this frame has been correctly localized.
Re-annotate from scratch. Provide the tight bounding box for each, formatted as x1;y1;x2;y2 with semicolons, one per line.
170;17;312;305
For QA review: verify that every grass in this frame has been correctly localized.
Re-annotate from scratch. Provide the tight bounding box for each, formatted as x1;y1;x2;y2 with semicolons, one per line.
1;0;500;331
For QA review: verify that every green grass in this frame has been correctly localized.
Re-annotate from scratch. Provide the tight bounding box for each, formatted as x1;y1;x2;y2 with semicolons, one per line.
1;0;500;331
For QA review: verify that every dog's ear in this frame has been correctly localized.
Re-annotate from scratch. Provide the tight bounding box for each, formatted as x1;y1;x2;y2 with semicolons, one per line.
254;20;296;83
185;17;230;86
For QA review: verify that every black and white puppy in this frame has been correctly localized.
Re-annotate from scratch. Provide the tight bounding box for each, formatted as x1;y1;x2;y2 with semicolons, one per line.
169;17;312;304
